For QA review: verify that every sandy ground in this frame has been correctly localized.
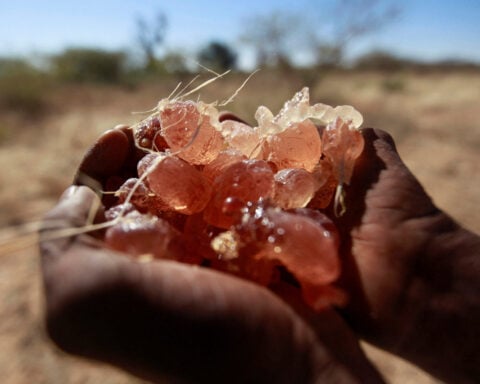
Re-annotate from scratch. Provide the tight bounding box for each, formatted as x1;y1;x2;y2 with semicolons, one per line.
0;71;478;383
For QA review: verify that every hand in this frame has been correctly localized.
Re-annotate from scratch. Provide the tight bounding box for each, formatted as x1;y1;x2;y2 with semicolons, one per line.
40;125;385;384
334;128;480;383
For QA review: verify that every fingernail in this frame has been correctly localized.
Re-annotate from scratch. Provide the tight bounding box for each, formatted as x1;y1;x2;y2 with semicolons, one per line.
61;185;79;200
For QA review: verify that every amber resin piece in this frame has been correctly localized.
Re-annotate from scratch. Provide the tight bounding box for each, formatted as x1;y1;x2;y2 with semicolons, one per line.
322;117;364;186
221;120;263;158
116;178;150;203
290;208;340;246
211;256;280;287
202;149;247;183
203;159;275;228
160;100;224;164
104;202;137;221
146;154;212;215
308;181;337;210
273;168;316;209
301;283;347;311
105;209;180;260
183;213;222;261
322;117;364;216
137;153;158;178
265;119;322;172
307;160;338;209
234;202;340;289
114;177;166;215
134;117;168;151
108;86;367;311
255;87;363;134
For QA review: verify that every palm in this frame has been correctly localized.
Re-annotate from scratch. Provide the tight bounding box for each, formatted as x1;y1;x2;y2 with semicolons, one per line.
334;128;443;346
41;126;385;383
74;126;437;344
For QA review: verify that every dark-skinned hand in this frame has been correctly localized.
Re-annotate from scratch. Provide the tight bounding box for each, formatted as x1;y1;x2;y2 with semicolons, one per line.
40;116;385;384
40;115;479;383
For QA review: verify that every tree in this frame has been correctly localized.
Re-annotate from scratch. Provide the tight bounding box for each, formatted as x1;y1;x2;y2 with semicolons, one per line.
240;1;401;71
240;11;302;69
136;11;168;71
197;41;237;72
311;0;401;67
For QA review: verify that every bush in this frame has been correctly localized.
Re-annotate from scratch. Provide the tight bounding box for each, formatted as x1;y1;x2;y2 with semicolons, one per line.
52;48;127;83
355;50;407;71
0;58;50;114
161;51;190;75
197;41;237;72
381;76;406;93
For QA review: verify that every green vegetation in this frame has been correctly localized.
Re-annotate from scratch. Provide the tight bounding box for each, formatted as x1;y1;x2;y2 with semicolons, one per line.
0;46;478;121
52;48;127;83
1;3;479;120
0;58;51;114
197;41;238;73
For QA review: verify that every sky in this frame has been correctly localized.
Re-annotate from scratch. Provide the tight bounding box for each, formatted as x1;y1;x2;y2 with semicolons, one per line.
1;0;479;68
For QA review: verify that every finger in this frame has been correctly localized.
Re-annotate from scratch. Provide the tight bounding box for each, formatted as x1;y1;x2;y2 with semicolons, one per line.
345;128;398;210
40;186;102;260
274;283;385;383
40;194;381;383
218;111;250;124
40;187;319;383
74;128;132;188
42;186;99;230
331;129;409;326
334;128;439;331
44;249;326;383
335;127;437;231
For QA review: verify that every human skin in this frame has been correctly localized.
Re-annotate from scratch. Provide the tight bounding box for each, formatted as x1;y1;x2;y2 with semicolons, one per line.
332;129;480;384
40;119;479;383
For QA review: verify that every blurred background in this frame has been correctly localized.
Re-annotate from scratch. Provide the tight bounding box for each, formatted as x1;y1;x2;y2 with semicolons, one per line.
0;1;479;383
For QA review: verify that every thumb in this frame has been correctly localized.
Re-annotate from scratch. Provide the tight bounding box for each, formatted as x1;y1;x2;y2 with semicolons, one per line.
341;127;436;224
40;186;102;258
44;186;99;226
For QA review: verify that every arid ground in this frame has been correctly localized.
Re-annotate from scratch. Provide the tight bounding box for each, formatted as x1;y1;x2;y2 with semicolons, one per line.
1;70;478;383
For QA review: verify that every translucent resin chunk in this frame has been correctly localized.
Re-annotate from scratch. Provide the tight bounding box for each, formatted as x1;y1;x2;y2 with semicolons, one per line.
234;202;340;287
203;159;275;228
273;168;316;209
147;154;212;215
107;86;366;312
322;117;365;186
221;120;263;158
202;150;247;183
105;210;180;260
160;101;224;164
265;119;322;172
134;117;168;151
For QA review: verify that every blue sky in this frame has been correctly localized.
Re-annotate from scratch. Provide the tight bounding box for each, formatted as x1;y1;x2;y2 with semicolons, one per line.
1;0;479;68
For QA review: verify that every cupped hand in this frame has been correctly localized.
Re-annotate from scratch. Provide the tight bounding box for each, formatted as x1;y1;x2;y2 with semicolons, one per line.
40;124;385;384
332;128;443;339
334;128;480;383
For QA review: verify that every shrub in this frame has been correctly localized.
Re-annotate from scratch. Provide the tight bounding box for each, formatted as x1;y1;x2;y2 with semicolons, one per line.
381;76;406;93
197;41;237;72
355;50;407;71
52;48;127;83
0;58;50;114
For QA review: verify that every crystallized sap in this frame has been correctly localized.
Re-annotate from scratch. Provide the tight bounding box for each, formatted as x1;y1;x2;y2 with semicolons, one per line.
103;87;364;311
